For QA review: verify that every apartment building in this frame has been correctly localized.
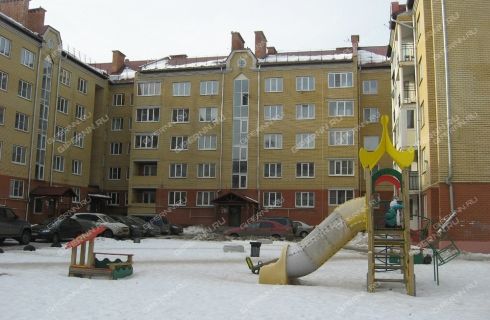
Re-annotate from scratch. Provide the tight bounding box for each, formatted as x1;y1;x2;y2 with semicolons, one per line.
1;0;393;228
389;0;490;252
0;0;110;223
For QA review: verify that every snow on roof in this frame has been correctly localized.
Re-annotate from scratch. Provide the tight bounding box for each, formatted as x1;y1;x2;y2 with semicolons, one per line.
0;11;41;39
63;50;108;77
258;52;353;64
141;56;227;71
109;67;137;81
358;49;389;65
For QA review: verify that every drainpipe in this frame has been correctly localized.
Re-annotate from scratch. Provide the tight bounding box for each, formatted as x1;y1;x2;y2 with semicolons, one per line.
441;0;455;214
256;65;261;205
25;41;43;220
219;67;225;191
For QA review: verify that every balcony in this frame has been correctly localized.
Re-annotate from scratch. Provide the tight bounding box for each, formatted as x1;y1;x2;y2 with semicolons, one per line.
409;172;419;191
401;43;415;62
403;88;416;104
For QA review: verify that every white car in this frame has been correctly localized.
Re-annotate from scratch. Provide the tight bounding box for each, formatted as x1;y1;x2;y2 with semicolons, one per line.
293;221;315;238
72;213;130;238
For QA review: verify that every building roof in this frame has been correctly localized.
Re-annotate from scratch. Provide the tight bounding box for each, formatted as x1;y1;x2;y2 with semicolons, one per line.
0;11;42;42
30;186;77;197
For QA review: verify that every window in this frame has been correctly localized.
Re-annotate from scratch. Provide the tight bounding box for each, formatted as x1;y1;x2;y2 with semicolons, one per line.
135;134;158;149
199;107;218;122
265;78;283;92
72;131;84;148
124;192;128;206
363;80;378;94
264;163;282;178
20;48;35;69
172;108;189;123
264;105;283;121
198;135;217;150
14;112;29;132
0;141;3;160
136;107;160;122
295;133;315;149
173;82;191;96
296;192;315;208
107;192;119;206
0;70;8;91
170;136;188;151
78;78;87;94
169;163;187;178
0;36;11;57
137;82;161;96
72;160;82;175
71;187;81;203
296;162;315;178
168;191;187;206
329;189;354;206
329;159;354;176
110;142;123;155
200;80;218;95
364;108;380;123
53;155;65;172
364;136;379;151
329;101;354;117
9;180;24;198
142;164;157;176
197;163;216;178
296;104;315;120
140;190;156;204
59;68;71;86
108;167;121;180
418;57;424;84
55;126;66;142
18;80;33;100
296;76;315;91
264;134;283;149
0;106;4;124
111;117;124;131
329;129;354;146
57;96;69;114
11;145;26;164
112;93;125;106
328;72;353;88
264;192;283;207
422;147;427;173
420;102;425;127
75;105;86;120
196;191;215;206
407;109;415;129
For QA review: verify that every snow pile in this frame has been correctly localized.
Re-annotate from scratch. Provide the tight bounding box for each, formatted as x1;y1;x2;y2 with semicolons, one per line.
346;232;368;251
183;225;209;235
259;53;352;64
109;68;136;81
141;57;226;71
358;50;389;65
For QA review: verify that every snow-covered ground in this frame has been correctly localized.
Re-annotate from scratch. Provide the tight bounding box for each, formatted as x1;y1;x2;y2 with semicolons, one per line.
1;238;489;320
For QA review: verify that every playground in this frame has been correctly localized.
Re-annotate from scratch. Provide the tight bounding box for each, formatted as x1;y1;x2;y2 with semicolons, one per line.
0;237;488;320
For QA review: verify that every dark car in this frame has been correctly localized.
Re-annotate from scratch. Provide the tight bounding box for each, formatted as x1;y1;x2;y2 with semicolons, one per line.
31;217;84;243
127;216;160;236
134;215;170;235
0;206;31;245
169;223;183;235
223;220;292;240
263;217;297;234
110;215;145;237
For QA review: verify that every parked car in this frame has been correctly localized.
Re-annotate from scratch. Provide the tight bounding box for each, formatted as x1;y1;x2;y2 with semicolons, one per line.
0;205;31;245
31;217;84;243
128;216;160;237
134;215;170;235
169;223;183;235
72;213;130;238
293;220;315;238
109;215;145;238
263;217;297;234
223;220;293;240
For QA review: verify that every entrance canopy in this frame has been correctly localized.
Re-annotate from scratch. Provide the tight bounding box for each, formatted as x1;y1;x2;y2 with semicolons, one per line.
212;192;259;205
31;186;76;197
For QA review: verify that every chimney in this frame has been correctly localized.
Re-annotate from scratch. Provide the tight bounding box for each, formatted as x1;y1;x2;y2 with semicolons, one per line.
390;2;406;18
267;47;277;55
231;32;245;51
0;0;30;25
111;50;126;74
351;35;360;56
26;7;46;33
254;31;267;59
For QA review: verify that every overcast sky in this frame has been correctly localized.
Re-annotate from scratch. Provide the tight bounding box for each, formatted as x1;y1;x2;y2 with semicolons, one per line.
30;0;394;63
